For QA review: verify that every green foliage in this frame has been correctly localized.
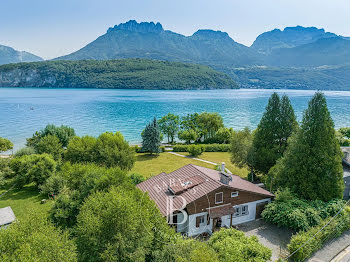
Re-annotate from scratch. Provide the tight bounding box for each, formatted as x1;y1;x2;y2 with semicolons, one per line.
272;92;344;201
35;135;64;162
27;124;75;148
173;144;230;152
0;59;238;89
187;145;205;157
336;127;350;146
49;163;131;228
230;127;253;169
208;228;272;262
0;137;13;152
250;93;298;174
14;147;35;157
288;207;350;262
75;186;175;262
158;113;180;143
214;127;234;144
10;154;56;189
154;237;219;262
178;129;198;144
142;117;161;154
262;189;345;231
339;127;350;138
65;132;135;170
128;173;145;185
0;212;77;262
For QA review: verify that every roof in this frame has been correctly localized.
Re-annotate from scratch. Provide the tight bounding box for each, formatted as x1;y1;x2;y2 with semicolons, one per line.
208;204;235;219
0;207;16;226
137;164;274;216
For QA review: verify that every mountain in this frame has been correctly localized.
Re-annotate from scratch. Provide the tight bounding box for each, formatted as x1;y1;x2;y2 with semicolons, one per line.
251;26;338;54
0;44;43;65
0;59;238;89
267;37;350;67
56;20;263;68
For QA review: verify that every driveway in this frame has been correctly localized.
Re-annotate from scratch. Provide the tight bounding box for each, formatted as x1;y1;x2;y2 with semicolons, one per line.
238;219;293;261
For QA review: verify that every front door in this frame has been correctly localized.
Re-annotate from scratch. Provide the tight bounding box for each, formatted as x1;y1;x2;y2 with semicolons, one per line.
212;217;222;232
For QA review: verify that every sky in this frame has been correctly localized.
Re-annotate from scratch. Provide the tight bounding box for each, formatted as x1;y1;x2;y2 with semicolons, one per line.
1;0;350;59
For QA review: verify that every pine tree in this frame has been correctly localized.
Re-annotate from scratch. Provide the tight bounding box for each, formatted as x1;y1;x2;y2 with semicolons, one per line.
250;93;297;174
273;92;344;201
141;117;161;154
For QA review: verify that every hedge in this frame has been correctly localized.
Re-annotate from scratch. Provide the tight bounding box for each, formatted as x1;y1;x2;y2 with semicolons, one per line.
287;207;350;261
173;144;230;152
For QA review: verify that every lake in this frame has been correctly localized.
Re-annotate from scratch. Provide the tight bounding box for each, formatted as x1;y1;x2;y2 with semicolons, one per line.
1;88;350;151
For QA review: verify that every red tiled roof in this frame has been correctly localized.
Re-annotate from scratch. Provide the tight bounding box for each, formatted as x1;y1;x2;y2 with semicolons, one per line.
137;164;274;216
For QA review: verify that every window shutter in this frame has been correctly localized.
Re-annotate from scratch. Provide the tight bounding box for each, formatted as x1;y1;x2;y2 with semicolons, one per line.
196;216;200;227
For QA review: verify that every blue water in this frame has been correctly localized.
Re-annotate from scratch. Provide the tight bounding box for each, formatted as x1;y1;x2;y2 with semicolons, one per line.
1;88;350;151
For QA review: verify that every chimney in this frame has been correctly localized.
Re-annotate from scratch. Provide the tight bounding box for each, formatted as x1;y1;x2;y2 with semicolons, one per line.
219;162;232;185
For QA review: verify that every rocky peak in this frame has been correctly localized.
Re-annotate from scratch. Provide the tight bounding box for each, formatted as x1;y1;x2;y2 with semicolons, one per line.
191;29;233;41
107;20;164;34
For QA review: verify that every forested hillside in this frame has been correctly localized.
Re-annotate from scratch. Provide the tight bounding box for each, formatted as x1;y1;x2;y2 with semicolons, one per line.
0;59;238;89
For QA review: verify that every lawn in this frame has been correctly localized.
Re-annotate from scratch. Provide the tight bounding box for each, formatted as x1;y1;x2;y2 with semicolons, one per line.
0;184;53;220
177;152;249;178
130;152;215;179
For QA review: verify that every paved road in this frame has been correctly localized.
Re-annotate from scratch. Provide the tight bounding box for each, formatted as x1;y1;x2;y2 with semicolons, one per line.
309;230;350;262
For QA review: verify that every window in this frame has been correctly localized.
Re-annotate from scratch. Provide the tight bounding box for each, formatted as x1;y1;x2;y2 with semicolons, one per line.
231;191;239;198
196;215;205;227
215;192;223;204
232;205;249;217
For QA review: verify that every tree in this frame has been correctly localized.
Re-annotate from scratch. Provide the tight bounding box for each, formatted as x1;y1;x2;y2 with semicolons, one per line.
10;154;56;189
75;186;174;262
49;163;131;228
0;137;13;152
271;92;344;201
142;117;161;154
94;132;135;169
65;135;96;163
0;212;77;262
27;124;75;148
339;127;350;139
197;112;224;141
187;145;204;157
250;93;297;174
215;127;234;144
230;127;253;169
158;113;180;143
35;135;64;162
208;228;271;262
178;129;198;144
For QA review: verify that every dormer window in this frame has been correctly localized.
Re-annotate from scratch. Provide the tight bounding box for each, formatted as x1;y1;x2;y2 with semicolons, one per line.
215;192;223;204
231;191;239;198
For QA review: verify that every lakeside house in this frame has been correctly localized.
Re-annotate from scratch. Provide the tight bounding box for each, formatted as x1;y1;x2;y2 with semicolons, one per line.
0;206;16;229
137;164;274;237
342;147;350;200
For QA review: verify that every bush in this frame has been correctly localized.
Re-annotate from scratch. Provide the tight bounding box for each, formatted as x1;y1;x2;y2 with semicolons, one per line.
172;144;230;153
128;173;145;185
0;137;13;152
288;208;350;261
14;147;35;157
262;189;345;231
187;145;204;157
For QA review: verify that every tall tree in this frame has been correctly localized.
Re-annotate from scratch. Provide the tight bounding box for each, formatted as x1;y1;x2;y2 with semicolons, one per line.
272;92;344;201
141;117;161;154
158;113;180;143
0;137;13;153
250;93;297;174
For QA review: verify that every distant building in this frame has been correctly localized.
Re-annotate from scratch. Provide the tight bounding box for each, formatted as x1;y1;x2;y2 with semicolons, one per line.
342;147;350;200
0;206;16;228
137;164;273;237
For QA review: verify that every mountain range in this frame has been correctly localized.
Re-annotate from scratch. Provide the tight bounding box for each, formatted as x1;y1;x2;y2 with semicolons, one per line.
2;20;350;90
0;44;43;65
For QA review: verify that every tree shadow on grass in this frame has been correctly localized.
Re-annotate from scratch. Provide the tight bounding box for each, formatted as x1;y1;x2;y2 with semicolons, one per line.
135;154;160;162
0;185;42;202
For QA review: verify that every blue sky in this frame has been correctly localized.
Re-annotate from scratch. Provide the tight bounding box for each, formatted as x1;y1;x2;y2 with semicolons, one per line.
1;0;349;59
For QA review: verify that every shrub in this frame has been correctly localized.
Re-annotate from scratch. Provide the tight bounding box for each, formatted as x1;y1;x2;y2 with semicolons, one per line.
128;173;145;185
187;145;204;157
14;147;35;157
0;137;13;152
288;208;350;261
172;144;230;152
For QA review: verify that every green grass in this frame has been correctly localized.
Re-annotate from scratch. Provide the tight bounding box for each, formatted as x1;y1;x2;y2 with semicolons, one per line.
0;184;53;220
177;152;249;178
130;152;215;179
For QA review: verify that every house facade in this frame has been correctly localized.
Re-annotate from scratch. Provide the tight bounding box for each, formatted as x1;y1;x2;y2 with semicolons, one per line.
137;164;274;237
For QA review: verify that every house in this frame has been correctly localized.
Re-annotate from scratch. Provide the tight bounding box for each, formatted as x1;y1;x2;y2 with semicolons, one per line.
342;147;350;200
0;206;16;228
137;163;274;237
